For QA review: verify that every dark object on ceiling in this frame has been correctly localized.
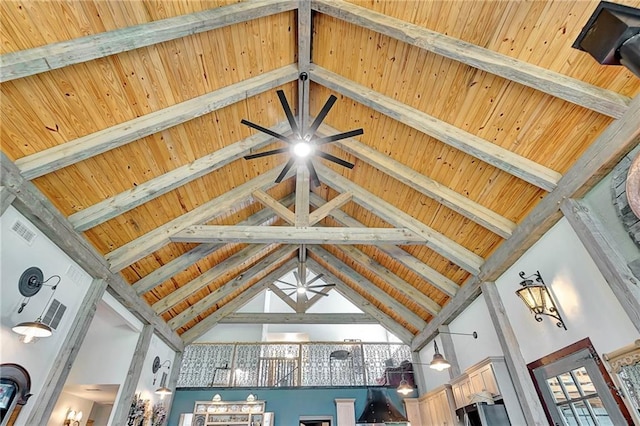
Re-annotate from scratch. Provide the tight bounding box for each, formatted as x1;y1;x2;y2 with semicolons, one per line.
356;388;408;425
242;74;363;186
572;1;640;77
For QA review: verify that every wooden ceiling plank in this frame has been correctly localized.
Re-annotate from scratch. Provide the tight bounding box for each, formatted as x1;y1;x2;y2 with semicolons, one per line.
295;165;311;226
412;94;640;351
308;191;353;225
316;163;484;274
479;94;640;282
0;0;297;82
332;244;442;315
106;166;285;272
171;225;426;245
253;189;295;225
170;252;296;330
309;246;426;331
220;313;376;324
323;127;516;238
153;243;281;315
0;152;184;351
71;121;291;231
310;65;561;191
309;192;459;298
268;284;299;311
307;257;414;344
181;259;297;344
311;0;630;119
15;65;298;180
133;194;295;295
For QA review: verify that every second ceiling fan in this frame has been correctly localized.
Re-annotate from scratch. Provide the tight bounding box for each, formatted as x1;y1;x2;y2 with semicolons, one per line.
241;80;364;187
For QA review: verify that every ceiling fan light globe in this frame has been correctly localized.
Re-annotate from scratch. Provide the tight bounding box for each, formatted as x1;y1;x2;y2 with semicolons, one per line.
297;286;306;294
293;142;312;158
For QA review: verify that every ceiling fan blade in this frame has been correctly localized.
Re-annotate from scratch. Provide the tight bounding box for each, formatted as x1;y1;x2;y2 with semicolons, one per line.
306;274;325;286
306;160;320;187
275;279;297;287
277;90;300;136
307;283;336;289
316;151;355;169
306;95;337;137
244;147;289;160
314;128;364;145
306;288;330;296
284;290;297;297
275;158;295;183
241;119;293;144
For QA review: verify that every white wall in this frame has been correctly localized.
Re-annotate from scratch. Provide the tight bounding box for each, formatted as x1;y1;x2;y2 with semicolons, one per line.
136;333;175;405
47;392;94;426
0;206;93;425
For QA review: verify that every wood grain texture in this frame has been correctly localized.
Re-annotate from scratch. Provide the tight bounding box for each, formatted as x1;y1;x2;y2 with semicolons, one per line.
0;185;16;216
219;313;376;324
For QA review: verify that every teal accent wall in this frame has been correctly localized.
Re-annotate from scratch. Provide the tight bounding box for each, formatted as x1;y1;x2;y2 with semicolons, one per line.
168;387;408;425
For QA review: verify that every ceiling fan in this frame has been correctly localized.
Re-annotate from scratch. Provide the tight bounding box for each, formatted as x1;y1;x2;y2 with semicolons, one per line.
241;77;364;187
275;245;336;298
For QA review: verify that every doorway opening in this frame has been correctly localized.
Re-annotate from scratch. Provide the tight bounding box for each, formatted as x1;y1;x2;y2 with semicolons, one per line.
299;415;333;426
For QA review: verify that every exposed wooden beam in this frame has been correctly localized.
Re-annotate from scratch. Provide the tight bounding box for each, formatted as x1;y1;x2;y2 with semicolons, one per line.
106;166;286;272
111;325;154;426
268;284;299;311
132;195;294;295
411;277;482;351
181;260;297;344
561;199;640;333
323;126;515;238
413;95;640;352
253;189;295;225
311;65;561;191
153;244;279;314
331;244;442;315
316;163;484;274
310;193;460;298
479;94;640;282
309;246;426;331
298;0;312;130
70;121;291;231
295;166;311;226
0;186;15;216
0;152;184;351
482;281;548;426
0;0;297;82
168;246;297;329
171;225;425;245
15;65;298;180
308;258;414;344
219;313;376;324
24;279;108;426
308;191;353;225
311;0;630;119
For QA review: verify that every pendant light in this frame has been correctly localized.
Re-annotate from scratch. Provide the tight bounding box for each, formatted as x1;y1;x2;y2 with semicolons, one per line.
429;341;451;371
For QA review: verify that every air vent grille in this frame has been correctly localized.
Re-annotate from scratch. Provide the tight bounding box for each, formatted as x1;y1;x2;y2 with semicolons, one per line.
11;220;36;245
42;299;66;330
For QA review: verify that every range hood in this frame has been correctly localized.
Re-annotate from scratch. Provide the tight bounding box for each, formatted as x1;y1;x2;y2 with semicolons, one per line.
356;388;408;425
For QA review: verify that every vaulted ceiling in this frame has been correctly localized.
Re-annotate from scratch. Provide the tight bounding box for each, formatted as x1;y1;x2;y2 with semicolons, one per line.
1;0;639;352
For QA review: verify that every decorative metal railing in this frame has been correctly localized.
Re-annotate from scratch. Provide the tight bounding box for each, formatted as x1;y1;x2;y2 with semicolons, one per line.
177;342;411;388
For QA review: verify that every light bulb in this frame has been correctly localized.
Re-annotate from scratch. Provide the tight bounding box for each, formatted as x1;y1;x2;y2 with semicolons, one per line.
21;333;35;344
293;142;312;158
297;286;306;294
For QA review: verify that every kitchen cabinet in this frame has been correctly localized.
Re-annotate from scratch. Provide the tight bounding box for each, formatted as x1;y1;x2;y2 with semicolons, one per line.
418;385;456;426
192;401;272;426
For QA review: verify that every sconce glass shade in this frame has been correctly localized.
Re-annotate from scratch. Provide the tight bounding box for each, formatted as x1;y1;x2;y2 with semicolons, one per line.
75;411;83;421
66;410;76;420
12;320;52;343
396;379;413;395
516;271;566;330
155;386;172;397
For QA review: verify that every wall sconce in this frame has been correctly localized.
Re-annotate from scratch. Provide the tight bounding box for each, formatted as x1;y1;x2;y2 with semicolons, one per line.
64;409;83;426
516;270;566;330
12;267;61;343
152;356;172;399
